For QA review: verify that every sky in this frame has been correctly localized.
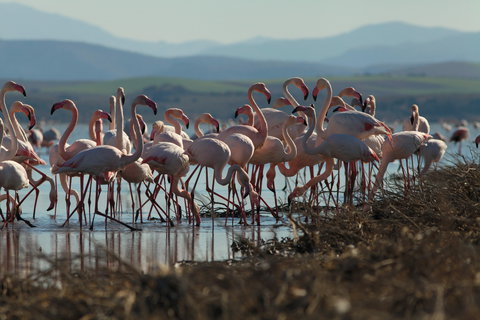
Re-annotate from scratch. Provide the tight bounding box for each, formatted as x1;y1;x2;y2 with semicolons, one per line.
1;0;479;43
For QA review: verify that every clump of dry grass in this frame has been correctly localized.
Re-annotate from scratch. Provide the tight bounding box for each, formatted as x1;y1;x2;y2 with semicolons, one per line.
1;162;480;319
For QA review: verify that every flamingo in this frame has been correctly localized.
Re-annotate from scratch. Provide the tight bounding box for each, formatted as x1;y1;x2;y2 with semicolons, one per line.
403;104;430;134
418;139;448;175
53;95;157;228
142;141;198;224
118;116;154;223
217;82;270;149
289;105;379;204
193;113;220;138
450;127;470;154
51;99;110;162
256;77;309;141
369;108;431;201
103;88;132;153
0;81;30;222
186;137;260;224
42;128;61;148
312;78;392;141
152;108;191;149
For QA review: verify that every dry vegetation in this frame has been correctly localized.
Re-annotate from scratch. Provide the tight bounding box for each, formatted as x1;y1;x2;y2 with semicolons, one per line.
1;161;480;319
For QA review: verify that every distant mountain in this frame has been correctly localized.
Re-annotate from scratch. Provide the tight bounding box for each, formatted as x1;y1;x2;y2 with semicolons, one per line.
0;39;355;81
0;2;221;57
323;33;480;68
200;22;463;62
1;2;479;76
375;61;480;79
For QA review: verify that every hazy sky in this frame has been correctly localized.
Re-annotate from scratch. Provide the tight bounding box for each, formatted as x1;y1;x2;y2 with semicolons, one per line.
2;0;479;43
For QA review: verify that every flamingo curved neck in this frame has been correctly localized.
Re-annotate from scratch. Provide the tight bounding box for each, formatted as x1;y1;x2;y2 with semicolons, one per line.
282;121;297;161
115;93;125;150
194;117;206;137
247;86;267;146
58;104;78;161
0;87;19;160
120;101;143;167
315;83;333;138
283;79;300;108
9;108;28;143
165;111;182;135
109;97;116;131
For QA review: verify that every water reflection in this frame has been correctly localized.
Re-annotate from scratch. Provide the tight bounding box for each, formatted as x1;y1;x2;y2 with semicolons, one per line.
0;216;290;274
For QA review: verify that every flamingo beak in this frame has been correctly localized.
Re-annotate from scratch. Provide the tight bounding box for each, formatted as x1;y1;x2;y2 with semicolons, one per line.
302;85;309;100
14;83;26;97
312;87;319;101
182;115;190;129
234;109;240;118
146;99;157;115
50;102;63;115
292;106;308;114
150;129;156;141
212;119;220;133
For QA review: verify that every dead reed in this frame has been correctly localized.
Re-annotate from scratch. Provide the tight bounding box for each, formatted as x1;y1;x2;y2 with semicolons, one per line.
1;161;480;319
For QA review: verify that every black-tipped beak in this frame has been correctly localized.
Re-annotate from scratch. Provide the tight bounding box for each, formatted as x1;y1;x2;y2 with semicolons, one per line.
215;124;220;133
107;114;112;122
242;190;250;199
234;110;239;118
185;121;189;129
50;104;58;115
267;97;271;104
121;95;125;105
302;118;307;126
313;95;317;101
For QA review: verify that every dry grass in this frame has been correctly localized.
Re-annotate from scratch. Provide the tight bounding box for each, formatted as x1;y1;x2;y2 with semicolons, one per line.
1;162;480;319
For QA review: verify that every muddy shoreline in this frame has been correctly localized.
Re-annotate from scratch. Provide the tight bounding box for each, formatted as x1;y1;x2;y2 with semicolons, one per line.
1;162;480;319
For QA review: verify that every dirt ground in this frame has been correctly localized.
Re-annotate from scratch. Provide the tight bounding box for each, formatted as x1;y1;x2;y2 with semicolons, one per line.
1;161;480;319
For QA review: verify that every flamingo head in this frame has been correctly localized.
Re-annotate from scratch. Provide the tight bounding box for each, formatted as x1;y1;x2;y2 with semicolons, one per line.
234;104;252;118
338;87;363;105
292;104;315;119
329;96;347;110
252;82;271;104
117;87;125;105
133;94;157;115
22;104;36;130
272;97;291;109
137;114;147;135
3;81;26;96
51;99;74;115
93;109;112;123
292;77;309;100
312;78;331;101
150;120;164;140
208;115;220;133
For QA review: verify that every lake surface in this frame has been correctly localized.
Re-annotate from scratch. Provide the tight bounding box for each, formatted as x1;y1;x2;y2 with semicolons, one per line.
1;122;478;274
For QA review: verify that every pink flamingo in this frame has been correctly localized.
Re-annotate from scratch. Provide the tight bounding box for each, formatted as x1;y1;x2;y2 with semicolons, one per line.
313;78;391;140
258;77;309;140
450;127;470;154
0;81;30;222
369;111;431;201
403;104;430;134
217;82;270;149
186;137;260;224
289;105;379;204
104;88;132;153
53;95;157;229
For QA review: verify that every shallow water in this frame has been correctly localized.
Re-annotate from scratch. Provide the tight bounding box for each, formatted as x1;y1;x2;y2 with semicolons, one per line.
1;122;479;273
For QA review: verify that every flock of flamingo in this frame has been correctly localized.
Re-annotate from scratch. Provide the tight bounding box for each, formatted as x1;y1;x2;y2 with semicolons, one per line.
0;78;479;229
